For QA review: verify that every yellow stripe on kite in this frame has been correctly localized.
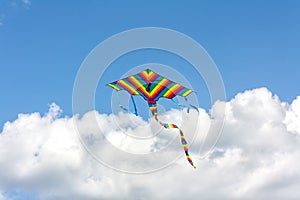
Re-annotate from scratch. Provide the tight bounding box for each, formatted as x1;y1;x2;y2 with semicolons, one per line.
149;78;169;96
130;76;150;98
182;89;192;96
118;80;139;95
163;83;180;98
107;83;122;91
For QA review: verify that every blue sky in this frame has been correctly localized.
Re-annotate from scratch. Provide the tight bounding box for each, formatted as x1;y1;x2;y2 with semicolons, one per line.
0;1;300;125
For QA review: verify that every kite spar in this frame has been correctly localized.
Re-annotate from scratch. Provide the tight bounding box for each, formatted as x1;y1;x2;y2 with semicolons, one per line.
107;69;196;168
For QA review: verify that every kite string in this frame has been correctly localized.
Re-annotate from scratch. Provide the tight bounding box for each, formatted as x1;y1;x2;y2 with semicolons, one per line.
148;100;196;169
171;97;199;114
116;93;138;116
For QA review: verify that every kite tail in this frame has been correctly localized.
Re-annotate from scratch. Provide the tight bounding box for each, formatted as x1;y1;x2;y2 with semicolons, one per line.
148;100;196;169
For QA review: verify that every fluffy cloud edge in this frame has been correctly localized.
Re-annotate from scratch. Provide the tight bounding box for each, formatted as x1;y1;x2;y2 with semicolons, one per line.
0;87;300;200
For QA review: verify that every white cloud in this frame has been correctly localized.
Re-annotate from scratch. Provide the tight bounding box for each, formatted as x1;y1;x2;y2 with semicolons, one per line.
285;96;300;135
21;0;31;6
0;88;300;199
0;0;31;27
0;14;5;26
8;0;31;8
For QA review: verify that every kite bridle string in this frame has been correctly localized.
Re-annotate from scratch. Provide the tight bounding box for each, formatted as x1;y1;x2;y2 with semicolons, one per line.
116;92;138;116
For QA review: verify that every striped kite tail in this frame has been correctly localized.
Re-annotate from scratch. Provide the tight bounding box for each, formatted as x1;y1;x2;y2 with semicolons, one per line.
178;128;196;168
148;100;196;169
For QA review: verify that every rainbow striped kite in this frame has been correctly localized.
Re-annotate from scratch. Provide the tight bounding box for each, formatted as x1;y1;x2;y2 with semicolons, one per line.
107;69;196;168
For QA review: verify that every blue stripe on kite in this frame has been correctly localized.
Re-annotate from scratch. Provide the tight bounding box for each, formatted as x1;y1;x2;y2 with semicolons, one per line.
153;86;168;100
155;82;175;100
121;79;141;95
174;86;186;95
126;77;149;100
136;74;148;84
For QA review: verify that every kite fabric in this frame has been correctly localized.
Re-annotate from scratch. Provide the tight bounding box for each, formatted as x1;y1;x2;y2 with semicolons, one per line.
107;69;196;168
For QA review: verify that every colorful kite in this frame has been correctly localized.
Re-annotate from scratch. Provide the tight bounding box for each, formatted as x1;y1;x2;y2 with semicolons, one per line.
107;69;196;168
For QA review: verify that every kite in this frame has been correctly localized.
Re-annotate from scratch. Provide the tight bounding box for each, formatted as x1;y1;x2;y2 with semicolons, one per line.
107;69;197;168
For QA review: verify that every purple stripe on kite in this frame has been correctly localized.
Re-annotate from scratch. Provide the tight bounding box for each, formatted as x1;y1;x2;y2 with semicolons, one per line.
154;82;173;100
126;77;149;100
135;74;148;84
173;86;185;95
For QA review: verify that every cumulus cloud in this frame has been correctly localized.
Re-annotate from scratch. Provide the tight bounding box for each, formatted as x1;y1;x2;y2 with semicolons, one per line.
21;0;31;6
0;14;5;26
0;88;300;199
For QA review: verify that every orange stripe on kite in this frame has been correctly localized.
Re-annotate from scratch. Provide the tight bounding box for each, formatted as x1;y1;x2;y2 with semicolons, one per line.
162;84;179;98
127;76;150;99
172;85;185;94
148;71;158;82
149;79;171;98
139;71;149;83
117;80;139;95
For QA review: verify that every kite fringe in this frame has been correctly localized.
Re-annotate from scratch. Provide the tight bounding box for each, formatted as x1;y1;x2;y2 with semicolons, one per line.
171;97;199;114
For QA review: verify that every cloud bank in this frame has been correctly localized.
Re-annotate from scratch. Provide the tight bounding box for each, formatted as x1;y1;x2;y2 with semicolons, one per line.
0;87;299;199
